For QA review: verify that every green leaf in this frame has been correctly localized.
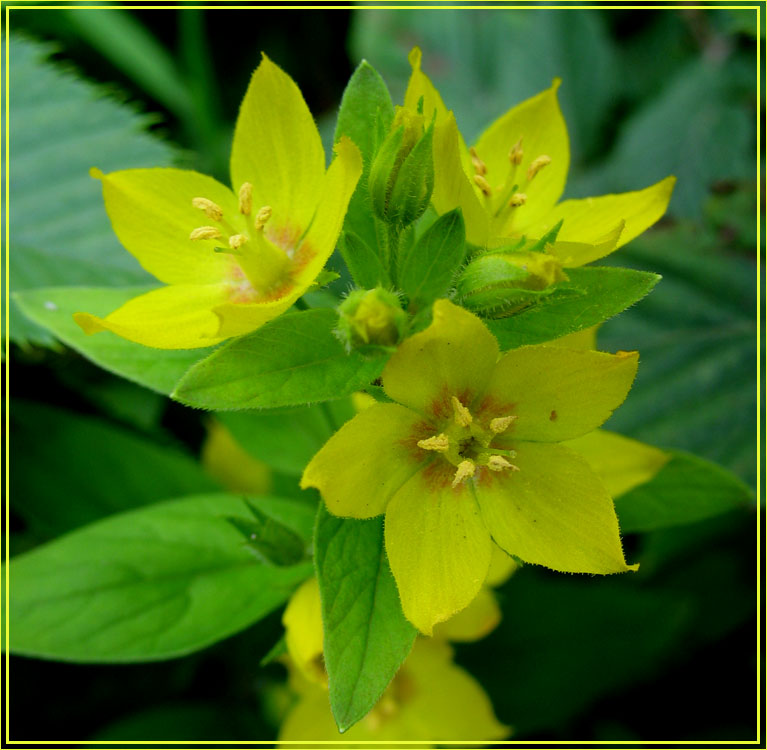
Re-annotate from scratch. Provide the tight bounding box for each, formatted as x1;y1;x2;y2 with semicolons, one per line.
6;36;175;346
487;266;660;350
339;232;391;289
218;401;353;476
335;61;394;255
173;309;388;411
314;506;417;732
398;209;466;311
226;500;308;567
599;221;757;487
13;286;210;395
615;451;755;533
10;400;218;538
5;494;313;662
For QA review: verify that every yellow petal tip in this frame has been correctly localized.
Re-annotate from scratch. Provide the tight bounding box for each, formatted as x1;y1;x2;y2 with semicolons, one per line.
408;46;422;69
89;167;104;180
73;312;105;335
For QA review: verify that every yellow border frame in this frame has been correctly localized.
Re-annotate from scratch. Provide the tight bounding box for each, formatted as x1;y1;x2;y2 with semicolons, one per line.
1;1;762;747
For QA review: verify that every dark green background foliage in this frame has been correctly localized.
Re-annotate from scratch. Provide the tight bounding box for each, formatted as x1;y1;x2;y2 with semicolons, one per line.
5;3;759;743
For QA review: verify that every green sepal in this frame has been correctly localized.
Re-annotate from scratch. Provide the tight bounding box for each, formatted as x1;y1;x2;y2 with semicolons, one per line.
260;635;288;667
339;231;391;289
386;120;435;228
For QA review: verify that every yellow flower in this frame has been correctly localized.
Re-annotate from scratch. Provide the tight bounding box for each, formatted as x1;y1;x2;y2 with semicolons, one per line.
74;55;362;349
302;300;640;634
279;577;509;744
405;47;675;264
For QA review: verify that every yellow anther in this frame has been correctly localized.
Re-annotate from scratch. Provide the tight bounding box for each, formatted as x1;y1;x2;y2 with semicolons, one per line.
229;234;248;249
417;434;450;453
238;182;253;215
254;205;273;230
509;193;527;208
189;226;223;241
490;415;517;434
192;197;223;221
473;174;493;197
452;459;476;488
451;396;473;427
509;137;524;165
526;155;552;182
469;146;487;176
486;455;519;472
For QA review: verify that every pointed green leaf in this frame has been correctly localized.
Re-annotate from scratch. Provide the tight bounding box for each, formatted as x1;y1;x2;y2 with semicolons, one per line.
339;232;391;289
5;494;313;662
173;309;388;410
315;506;417;732
398;209;467;311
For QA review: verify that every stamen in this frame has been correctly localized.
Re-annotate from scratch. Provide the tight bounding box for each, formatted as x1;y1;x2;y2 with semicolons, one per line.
451;396;473;427
509;193;527;208
509;137;524;165
490;415;517;434
417;434;450;453
469;146;487;176
190;226;223;241
486;455;520;472
229;234;248;249
526;155;551;182
238;182;253;215
473;174;493;197
452;459;476;488
192;197;223;221
254;205;273;231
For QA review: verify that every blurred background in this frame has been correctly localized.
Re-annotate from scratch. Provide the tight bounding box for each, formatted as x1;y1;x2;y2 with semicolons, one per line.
5;2;761;743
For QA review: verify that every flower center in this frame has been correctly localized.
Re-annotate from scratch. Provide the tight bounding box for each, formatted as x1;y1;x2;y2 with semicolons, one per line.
417;396;519;488
469;138;552;237
188;183;293;298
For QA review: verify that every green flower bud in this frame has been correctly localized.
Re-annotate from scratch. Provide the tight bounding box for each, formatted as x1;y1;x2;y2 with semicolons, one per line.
369;107;434;228
456;250;569;317
335;288;408;351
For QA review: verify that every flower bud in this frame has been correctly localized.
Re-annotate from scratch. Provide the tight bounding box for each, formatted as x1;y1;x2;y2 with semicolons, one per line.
456;250;568;317
335;288;408;351
369;107;434;228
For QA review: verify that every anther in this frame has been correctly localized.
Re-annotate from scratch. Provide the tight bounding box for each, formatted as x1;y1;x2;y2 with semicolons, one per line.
254;205;272;230
417;434;450;453
526;155;551;182
486;455;519;472
509;137;523;165
473;174;493;197
190;226;223;241
469;147;487;177
238;182;253;215
490;415;517;434
451;396;473;427
509;193;527;208
192;197;223;221
452;459;476;488
229;234;248;250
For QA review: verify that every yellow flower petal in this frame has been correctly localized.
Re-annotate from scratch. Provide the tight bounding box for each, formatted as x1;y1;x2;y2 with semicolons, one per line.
92;168;239;284
483;346;638;442
485;543;518;587
432;113;491;246
564;429;670;498
404;47;452;130
474;81;569;232
283;577;326;687
527;176;676;249
230;53;326;232
547;324;599;351
301;403;426;519
74;283;231;349
383;300;499;419
476;442;636;574
201;419;272;494
546;221;624;268
385;470;493;635
433;587;502;642
211;295;296;340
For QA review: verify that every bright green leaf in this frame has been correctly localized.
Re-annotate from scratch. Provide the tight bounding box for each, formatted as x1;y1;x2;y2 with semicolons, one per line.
398;208;466;311
5;494;313;662
173;309;388;410
314;506;416;732
487;266;660;350
13;286;210;395
339;232;391;289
